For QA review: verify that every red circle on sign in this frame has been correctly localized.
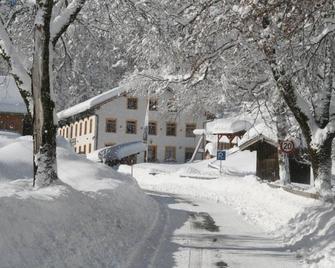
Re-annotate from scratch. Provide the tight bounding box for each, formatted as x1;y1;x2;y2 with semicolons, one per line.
280;140;295;153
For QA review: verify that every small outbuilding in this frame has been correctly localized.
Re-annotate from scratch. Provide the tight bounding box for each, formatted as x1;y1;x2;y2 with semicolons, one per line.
204;116;252;158
0;76;30;135
239;124;311;184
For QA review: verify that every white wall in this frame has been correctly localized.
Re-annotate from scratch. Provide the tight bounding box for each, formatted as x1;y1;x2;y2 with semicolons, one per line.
58;115;96;154
96;96;204;163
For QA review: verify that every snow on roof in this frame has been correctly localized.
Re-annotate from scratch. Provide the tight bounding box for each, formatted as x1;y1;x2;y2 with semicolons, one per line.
57;86;126;120
239;122;278;148
0;76;27;114
206;117;252;134
98;141;146;162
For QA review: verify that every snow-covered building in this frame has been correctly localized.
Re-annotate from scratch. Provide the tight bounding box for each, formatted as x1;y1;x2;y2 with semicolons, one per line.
0;76;28;134
239;123;311;184
57;87;205;163
204;115;252;157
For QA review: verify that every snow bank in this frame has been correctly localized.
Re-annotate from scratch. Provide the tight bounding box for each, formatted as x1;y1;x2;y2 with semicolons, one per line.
210;150;257;176
0;134;159;267
280;203;335;267
0;136;33;180
0;130;22;147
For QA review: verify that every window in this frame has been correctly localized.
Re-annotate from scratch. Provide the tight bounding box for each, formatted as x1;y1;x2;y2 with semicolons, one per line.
126;120;137;134
166;123;176;136
89;119;93;133
106;119;117;133
149;99;158;111
186;123;196;137
127;97;138;110
66;127;69;138
75;124;78;137
149;121;157;135
165;146;176;161
79;122;82;136
88;143;92;153
84;120;87;135
70;125;73;138
185;148;194;162
83;144;86;154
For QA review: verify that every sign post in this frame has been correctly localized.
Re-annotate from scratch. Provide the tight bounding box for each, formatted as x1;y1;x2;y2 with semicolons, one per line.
217;150;226;174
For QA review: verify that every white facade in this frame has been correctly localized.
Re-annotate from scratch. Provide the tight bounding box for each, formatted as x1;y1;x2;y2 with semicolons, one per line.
58;90;204;163
58;115;96;154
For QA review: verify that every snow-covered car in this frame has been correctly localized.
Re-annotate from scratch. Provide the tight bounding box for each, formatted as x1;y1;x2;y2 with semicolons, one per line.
98;141;146;166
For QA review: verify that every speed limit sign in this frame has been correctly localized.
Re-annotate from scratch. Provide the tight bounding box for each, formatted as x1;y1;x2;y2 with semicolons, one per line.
280;140;295;154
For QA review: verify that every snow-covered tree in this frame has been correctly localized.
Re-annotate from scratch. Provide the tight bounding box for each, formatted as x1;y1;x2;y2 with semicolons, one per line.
0;0;86;186
53;0;137;110
236;0;335;198
119;0;334;197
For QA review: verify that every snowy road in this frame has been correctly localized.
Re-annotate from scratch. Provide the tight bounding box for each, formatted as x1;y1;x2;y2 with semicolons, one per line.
135;191;302;268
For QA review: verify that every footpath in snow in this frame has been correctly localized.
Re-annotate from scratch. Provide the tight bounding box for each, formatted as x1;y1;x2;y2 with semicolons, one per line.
143;192;301;267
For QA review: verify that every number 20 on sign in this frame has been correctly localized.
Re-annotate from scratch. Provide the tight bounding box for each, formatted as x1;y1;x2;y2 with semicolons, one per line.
280;140;295;154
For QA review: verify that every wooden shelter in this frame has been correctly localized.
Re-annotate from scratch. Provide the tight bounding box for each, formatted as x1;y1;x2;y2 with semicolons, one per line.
239;134;310;184
206;118;252;151
214;130;247;150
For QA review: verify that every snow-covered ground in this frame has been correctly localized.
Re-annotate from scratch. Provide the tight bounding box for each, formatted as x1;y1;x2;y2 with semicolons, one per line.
1;129;335;267
119;153;335;267
0;132;160;267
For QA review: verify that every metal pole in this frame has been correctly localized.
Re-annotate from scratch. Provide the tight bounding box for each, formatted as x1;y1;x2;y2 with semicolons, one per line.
220;160;222;175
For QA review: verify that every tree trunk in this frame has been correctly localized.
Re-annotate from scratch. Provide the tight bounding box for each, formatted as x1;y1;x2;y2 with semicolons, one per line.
309;136;334;198
32;2;58;187
280;77;334;198
275;95;291;185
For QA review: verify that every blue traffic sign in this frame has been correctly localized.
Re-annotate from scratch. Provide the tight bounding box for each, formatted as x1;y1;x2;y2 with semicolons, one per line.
217;150;226;161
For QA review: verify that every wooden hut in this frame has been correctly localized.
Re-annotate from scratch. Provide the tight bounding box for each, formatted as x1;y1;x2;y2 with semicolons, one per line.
239;132;310;184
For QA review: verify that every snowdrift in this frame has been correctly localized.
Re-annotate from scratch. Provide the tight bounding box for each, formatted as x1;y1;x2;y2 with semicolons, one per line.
281;203;335;267
0;134;159;267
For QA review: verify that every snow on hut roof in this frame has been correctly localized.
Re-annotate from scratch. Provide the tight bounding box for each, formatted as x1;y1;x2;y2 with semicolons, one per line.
0;76;27;114
57;86;126;120
238;123;278;149
206;117;252;135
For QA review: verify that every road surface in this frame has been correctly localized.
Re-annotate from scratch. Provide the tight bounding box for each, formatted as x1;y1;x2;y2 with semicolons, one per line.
133;191;302;268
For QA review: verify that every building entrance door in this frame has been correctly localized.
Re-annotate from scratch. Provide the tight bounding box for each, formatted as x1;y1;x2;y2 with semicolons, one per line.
148;145;157;162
